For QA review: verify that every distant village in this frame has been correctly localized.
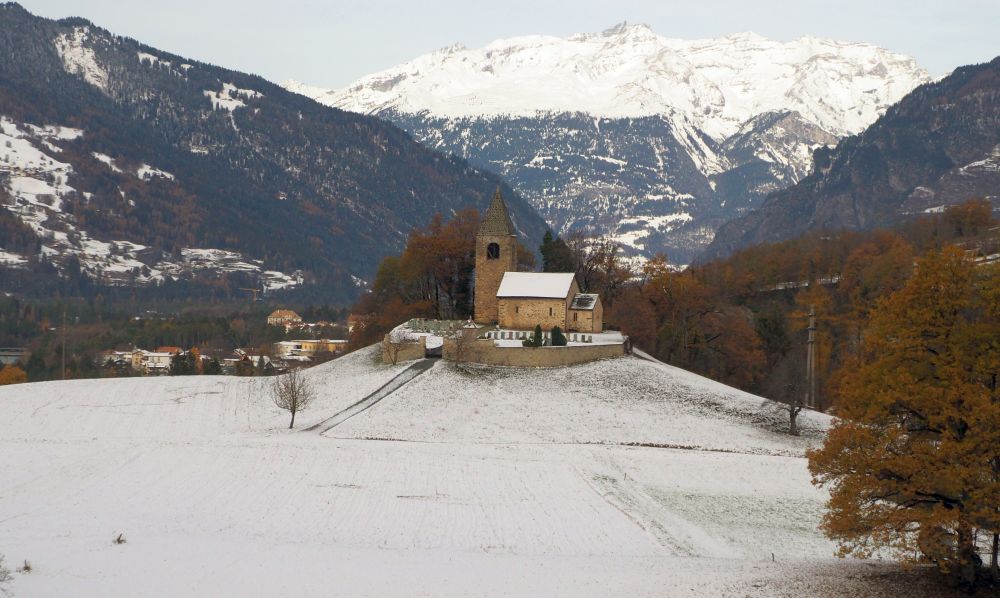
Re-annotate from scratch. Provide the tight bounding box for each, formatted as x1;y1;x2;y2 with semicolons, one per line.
95;309;349;376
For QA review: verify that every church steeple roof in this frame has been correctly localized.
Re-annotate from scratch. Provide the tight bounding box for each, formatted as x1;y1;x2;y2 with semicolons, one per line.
477;186;516;237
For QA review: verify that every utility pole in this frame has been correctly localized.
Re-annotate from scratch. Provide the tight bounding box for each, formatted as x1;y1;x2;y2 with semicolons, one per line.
61;307;67;381
805;305;817;409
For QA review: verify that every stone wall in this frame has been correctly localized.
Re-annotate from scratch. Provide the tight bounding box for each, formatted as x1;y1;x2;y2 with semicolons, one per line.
382;335;426;364
498;297;568;331
569;296;603;333
443;337;625;367
568;308;594;332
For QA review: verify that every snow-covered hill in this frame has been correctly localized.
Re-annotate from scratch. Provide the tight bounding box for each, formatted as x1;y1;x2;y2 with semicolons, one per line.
288;24;929;263
0;347;935;596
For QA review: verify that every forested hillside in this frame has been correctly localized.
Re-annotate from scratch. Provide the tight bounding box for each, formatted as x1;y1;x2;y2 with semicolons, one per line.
613;200;998;408
0;3;547;303
704;56;1000;261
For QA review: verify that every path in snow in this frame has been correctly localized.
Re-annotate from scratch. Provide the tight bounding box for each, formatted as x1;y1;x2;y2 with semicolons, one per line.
308;358;436;434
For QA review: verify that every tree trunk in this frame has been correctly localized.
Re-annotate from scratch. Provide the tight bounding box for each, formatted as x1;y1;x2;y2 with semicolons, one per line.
954;525;979;589
289;409;296;429
789;406;799;436
991;533;998;574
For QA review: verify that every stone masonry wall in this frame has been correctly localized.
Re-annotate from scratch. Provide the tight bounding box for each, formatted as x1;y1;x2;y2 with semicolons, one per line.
381;335;426;364
498;297;567;331
568;308;593;332
474;233;517;324
443;337;625;367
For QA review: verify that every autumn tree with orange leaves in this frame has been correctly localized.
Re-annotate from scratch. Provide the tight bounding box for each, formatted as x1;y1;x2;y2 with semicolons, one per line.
808;247;1000;589
613;255;765;389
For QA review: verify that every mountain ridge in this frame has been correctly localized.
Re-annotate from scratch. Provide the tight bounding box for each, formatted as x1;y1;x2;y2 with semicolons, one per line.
287;24;930;263
0;3;549;301
288;24;928;139
702;56;1000;261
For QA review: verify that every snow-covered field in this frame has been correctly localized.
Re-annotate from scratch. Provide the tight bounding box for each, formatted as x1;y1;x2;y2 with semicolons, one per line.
0;348;937;596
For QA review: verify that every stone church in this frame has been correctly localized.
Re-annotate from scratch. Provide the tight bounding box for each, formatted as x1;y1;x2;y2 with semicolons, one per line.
474;189;603;333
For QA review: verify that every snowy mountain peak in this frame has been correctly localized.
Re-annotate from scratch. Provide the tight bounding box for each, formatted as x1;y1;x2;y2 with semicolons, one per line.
600;21;654;37
290;25;930;139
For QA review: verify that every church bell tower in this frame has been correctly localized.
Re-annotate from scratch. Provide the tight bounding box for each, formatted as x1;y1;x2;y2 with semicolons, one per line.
474;187;518;324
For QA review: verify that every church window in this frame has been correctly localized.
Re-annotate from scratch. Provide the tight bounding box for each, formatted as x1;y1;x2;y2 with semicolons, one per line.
486;243;500;259
549;307;553;316
515;306;519;314
573;312;578;322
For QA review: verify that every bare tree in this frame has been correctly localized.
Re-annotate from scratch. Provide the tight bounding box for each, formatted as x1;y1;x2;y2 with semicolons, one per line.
783;382;805;436
271;367;316;429
0;554;12;597
449;322;479;363
382;328;409;365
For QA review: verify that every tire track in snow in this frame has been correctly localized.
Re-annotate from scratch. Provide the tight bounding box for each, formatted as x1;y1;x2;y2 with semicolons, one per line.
307;359;436;434
578;462;735;558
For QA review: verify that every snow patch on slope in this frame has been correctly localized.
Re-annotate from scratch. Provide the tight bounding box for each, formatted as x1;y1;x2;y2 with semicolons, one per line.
91;151;122;173
53;27;109;92
137;51;170;69
137;163;175;181
203;83;263;112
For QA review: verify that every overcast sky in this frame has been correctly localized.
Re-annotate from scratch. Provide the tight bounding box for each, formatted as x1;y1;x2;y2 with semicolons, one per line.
19;0;1000;88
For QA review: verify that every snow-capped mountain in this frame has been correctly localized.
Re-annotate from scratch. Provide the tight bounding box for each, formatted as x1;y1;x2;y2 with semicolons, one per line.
287;24;930;263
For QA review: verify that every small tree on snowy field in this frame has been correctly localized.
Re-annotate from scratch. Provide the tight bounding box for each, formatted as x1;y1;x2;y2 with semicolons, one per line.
783;382;804;437
271;367;316;429
0;554;12;595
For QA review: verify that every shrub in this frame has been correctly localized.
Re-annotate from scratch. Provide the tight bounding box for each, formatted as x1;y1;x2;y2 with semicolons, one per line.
0;554;12;590
522;324;544;347
551;326;567;346
0;365;27;385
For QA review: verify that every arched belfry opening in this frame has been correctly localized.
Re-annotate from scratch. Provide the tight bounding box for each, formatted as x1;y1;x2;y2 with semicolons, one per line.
486;243;500;259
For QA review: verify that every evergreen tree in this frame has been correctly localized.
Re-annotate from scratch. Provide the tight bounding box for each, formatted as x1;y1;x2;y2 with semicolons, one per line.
234;358;255;377
522;324;545;348
24;352;46;381
551;326;567;346
203;358;222;375
169;351;196;375
539;230;577;273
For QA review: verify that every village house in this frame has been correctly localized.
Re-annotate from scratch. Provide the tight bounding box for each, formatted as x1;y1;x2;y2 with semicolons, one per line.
273;339;348;361
143;352;173;374
474;188;603;333
267;309;302;329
